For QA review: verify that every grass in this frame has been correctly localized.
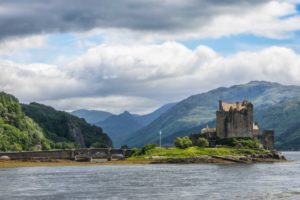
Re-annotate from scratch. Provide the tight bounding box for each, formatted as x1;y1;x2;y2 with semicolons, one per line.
128;146;270;160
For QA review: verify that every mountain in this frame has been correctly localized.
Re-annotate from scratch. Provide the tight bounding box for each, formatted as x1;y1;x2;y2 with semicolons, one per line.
0;92;50;151
125;81;300;147
95;103;176;147
255;97;300;150
96;111;143;147
22;103;112;148
71;109;113;124
134;103;176;126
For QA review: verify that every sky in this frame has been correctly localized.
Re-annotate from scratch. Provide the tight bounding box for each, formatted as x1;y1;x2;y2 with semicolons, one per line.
1;0;300;114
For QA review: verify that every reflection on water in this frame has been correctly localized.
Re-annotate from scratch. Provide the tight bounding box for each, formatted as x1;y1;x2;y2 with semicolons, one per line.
0;152;299;200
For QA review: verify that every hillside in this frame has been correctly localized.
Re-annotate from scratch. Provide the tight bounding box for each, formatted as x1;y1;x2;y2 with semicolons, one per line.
0;92;50;151
125;81;300;147
94;103;176;147
96;111;143;147
22;103;112;148
255;98;300;150
134;103;176;126
71;109;113;124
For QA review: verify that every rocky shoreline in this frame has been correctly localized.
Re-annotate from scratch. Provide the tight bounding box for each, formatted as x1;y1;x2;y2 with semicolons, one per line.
0;151;287;168
150;151;287;164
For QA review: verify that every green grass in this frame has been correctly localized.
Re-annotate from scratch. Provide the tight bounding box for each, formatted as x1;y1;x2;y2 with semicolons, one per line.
128;146;270;160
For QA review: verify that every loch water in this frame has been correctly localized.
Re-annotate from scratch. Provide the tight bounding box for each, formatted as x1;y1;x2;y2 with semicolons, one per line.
0;152;300;200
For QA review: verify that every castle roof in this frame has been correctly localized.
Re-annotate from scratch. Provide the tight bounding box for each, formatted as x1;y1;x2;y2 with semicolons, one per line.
201;125;216;134
220;101;248;111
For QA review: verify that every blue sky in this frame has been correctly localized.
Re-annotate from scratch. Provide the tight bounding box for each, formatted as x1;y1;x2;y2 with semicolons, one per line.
1;0;300;113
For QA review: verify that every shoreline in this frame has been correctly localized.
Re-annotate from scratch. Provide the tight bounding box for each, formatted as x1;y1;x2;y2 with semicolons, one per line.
0;156;287;168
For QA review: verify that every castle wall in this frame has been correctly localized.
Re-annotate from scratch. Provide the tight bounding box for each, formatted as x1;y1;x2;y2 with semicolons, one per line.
216;101;253;138
261;130;275;150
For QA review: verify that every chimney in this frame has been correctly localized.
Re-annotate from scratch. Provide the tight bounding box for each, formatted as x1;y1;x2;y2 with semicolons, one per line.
219;100;222;110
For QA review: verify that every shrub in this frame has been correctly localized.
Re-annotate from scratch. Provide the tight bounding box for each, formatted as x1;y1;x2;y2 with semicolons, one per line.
91;142;107;148
197;138;209;148
121;145;129;149
130;148;139;156
174;137;192;149
217;137;261;149
54;142;77;149
139;144;157;155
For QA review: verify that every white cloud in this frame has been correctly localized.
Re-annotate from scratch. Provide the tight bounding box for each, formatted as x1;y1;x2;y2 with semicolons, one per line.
40;95;159;115
0;35;47;55
1;42;300;113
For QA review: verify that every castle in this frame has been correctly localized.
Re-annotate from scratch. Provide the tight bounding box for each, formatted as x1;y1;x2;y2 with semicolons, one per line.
200;100;274;149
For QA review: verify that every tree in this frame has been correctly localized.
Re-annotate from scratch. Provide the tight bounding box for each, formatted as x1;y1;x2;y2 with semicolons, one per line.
197;138;209;148
174;137;192;149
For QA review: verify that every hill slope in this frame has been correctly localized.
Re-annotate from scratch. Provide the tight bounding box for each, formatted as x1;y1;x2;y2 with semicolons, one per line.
22;103;112;148
71;109;113;124
125;81;300;147
255;98;300;150
96;111;143;147
134;103;176;126
95;103;176;147
0;92;50;151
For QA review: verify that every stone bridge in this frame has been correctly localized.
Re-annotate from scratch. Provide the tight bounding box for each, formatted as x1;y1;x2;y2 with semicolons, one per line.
0;148;133;162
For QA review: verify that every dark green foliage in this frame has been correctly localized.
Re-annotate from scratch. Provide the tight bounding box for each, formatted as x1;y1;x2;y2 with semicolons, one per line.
91;142;109;148
133;144;157;156
196;138;209;148
22;103;113;148
139;144;157;155
121;145;129;149
0;92;50;151
52;142;77;150
174;137;192;149
217;137;261;149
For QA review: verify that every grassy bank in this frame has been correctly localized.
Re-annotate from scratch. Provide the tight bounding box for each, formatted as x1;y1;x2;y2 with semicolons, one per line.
128;146;270;160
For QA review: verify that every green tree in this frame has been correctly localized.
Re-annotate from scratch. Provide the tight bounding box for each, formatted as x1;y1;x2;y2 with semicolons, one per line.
174;137;192;149
197;138;209;148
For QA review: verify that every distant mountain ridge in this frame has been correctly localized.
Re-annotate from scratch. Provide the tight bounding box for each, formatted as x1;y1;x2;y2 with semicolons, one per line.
95;103;176;147
124;81;300;147
71;109;113;124
96;111;143;147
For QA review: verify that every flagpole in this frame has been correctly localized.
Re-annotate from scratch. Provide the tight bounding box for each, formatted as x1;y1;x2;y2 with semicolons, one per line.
159;130;162;148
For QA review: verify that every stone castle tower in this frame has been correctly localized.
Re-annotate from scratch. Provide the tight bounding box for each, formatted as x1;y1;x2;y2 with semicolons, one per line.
216;100;254;138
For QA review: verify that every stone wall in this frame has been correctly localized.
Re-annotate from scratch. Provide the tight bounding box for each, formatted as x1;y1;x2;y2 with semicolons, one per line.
216;101;253;138
261;130;275;150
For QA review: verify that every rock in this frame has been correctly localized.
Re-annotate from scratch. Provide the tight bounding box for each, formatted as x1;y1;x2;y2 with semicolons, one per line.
270;151;286;160
0;155;10;160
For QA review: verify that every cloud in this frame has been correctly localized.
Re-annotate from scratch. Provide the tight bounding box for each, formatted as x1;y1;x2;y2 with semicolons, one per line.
0;35;46;55
1;42;300;113
1;0;299;42
0;60;85;102
39;96;159;114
